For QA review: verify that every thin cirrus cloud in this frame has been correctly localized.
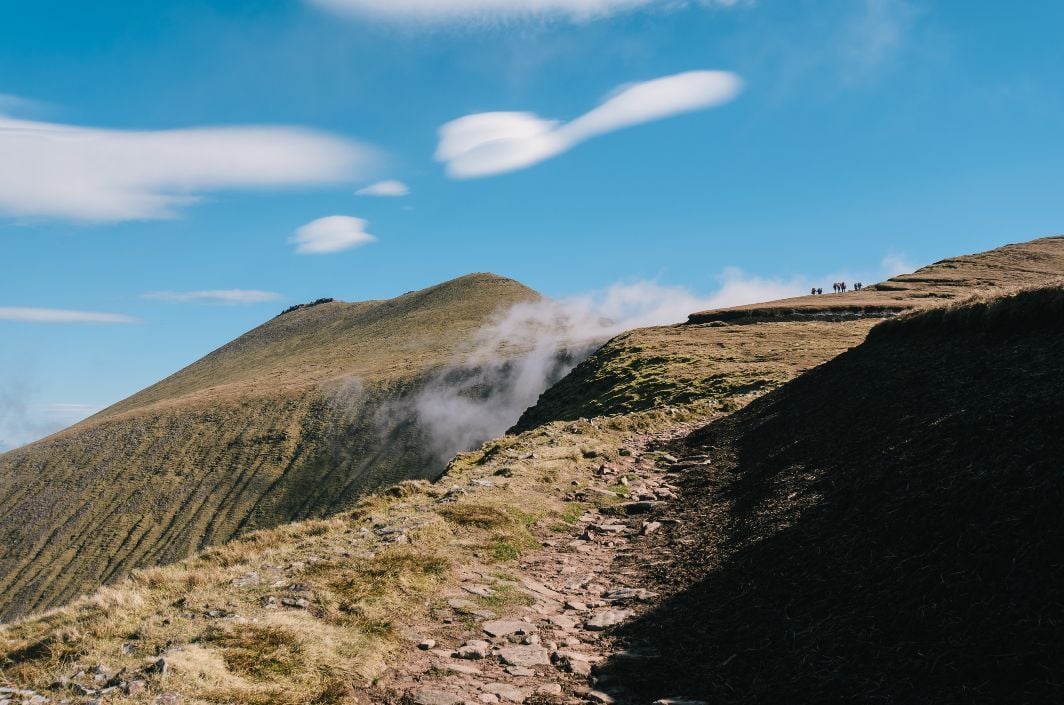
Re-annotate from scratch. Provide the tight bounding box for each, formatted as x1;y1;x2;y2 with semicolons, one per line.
436;70;743;179
307;0;745;23
142;290;283;305
0;307;140;324
0;111;377;223
356;180;411;197
290;215;377;255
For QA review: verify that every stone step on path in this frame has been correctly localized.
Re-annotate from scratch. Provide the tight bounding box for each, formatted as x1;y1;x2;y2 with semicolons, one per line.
384;425;698;705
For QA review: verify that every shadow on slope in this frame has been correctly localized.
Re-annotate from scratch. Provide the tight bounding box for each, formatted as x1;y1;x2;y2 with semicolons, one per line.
603;286;1064;704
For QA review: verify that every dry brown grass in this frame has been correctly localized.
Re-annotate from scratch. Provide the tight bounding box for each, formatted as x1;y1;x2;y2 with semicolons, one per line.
0;274;539;621
0;405;702;704
870;280;1064;337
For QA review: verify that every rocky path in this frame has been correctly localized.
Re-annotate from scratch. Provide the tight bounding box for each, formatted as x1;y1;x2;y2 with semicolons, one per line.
372;425;703;705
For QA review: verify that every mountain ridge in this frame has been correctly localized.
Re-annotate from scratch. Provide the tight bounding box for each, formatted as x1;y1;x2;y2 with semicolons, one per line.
0;272;539;620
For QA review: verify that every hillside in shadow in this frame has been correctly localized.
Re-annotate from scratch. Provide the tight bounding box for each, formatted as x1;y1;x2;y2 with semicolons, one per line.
603;286;1064;704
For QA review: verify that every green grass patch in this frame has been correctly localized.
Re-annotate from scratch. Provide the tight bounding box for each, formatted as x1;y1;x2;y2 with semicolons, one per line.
477;583;535;610
490;541;522;562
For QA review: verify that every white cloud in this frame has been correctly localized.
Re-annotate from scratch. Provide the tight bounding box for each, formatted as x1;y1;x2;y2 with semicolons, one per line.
356;179;411;197
436;70;743;178
404;268;804;460
881;251;915;278
307;0;743;23
0;307;139;324
0;112;377;222
0;376;98;451
45;403;98;415
142;289;283;305
290;215;377;254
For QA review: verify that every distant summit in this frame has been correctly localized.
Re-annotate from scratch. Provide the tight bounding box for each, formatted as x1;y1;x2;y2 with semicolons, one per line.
0;273;537;620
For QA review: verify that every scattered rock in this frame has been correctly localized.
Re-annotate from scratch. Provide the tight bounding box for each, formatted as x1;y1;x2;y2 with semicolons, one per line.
125;680;148;695
497;645;550;668
280;597;309;609
587;690;616;704
504;665;535;677
553;649;592;677
412;689;463;705
482;683;526;703
231;572;260;588
546;614;577;630
147;658;169;676
456;640;491;660
482;620;529;637
448;598;480;612
585;610;631;631
602;587;656;603
434;661;482;676
463;583;494;597
640;521;662;536
418;639;436;650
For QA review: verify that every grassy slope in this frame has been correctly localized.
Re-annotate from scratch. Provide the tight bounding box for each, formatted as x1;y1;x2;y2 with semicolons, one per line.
608;284;1064;703
515;236;1064;430
0;274;539;621
0;406;694;705
688;234;1064;322
3;239;1064;702
511;320;874;431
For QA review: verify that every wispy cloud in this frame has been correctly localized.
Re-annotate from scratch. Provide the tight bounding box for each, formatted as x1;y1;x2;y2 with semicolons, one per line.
356;180;411;197
0;111;378;222
143;289;282;305
403;268;805;460
290;215;377;254
881;251;915;278
0;307;139;324
0;376;97;452
437;70;743;178
307;0;746;24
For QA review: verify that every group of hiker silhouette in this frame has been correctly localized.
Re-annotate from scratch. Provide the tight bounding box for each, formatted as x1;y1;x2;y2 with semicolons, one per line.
810;281;865;295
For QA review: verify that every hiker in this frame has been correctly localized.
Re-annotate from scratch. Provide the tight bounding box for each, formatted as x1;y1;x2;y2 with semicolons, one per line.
817;287;823;295
811;287;817;296
841;282;847;292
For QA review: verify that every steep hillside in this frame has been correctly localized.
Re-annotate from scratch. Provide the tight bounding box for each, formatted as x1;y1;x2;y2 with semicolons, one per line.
516;235;1064;430
605;285;1064;703
2;240;1064;705
0;274;539;621
688;234;1064;323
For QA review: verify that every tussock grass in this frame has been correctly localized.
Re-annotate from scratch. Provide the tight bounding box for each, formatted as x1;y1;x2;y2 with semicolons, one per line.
871;282;1064;338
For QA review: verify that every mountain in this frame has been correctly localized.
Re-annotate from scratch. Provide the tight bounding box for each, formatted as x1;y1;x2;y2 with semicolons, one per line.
0;274;538;620
603;284;1064;703
1;237;1063;705
687;234;1064;323
515;235;1064;429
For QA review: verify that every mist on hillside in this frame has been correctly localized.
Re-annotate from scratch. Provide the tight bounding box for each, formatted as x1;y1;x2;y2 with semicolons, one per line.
406;272;803;462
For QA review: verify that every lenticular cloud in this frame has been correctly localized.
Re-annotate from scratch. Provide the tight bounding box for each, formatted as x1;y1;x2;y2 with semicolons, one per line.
436;71;743;178
0;114;376;222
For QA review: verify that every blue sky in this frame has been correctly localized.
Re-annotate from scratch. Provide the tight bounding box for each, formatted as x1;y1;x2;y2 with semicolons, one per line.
2;0;1063;449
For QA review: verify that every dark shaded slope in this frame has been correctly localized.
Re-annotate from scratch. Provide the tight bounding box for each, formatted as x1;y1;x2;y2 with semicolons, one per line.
516;237;1064;432
606;286;1064;704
